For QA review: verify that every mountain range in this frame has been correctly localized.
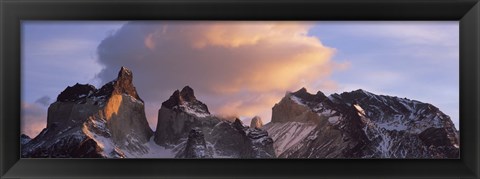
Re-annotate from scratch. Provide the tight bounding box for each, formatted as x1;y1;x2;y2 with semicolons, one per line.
264;88;459;158
21;67;459;158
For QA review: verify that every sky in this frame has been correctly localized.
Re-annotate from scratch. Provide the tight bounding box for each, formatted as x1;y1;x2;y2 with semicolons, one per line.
21;21;459;137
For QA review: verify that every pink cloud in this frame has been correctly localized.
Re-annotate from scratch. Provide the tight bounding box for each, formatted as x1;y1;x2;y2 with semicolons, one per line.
21;101;47;138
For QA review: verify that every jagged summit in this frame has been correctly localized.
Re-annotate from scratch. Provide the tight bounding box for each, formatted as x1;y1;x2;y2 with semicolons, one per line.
161;86;210;114
55;67;143;104
162;90;182;109
180;86;196;101
265;87;460;158
112;66;142;101
292;87;308;95
57;83;96;102
118;66;132;78
290;87;327;104
155;87;275;158
23;66;153;158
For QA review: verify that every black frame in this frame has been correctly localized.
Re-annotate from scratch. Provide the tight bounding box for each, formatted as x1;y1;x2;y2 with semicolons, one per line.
1;0;479;178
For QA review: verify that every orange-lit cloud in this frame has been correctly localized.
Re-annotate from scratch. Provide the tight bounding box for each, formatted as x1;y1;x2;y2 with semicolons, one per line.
96;21;341;124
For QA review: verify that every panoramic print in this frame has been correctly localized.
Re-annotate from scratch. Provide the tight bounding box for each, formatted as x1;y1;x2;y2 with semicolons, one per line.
21;21;459;158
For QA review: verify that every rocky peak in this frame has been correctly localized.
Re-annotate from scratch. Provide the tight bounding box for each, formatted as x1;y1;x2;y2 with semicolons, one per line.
57;83;96;102
292;87;308;95
250;116;264;128
290;87;327;104
161;86;210;114
180;86;196;102
117;66;132;80
233;118;245;130
56;67;142;104
112;67;142;101
352;89;369;94
162;90;182;109
93;67;142;102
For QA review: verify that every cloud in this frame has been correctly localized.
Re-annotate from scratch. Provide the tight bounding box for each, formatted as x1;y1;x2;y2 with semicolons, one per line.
96;21;338;124
21;101;47;138
34;96;51;107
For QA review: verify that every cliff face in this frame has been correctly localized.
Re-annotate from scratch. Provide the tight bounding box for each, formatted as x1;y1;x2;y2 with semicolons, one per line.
22;67;153;158
264;88;460;158
154;86;275;158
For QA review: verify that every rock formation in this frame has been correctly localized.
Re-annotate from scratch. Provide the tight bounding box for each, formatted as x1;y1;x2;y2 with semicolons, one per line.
22;67;459;159
22;67;153;158
264;88;460;158
155;86;275;158
181;128;210;158
250;116;264;128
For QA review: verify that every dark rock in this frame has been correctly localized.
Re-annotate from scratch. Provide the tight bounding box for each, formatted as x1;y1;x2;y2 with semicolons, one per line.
161;86;210;114
291;87;327;104
182;128;210;158
57;83;96;102
419;127;452;147
180;86;196;102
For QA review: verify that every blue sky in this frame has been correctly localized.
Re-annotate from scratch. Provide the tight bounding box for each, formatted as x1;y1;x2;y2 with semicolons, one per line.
309;22;458;129
21;21;459;137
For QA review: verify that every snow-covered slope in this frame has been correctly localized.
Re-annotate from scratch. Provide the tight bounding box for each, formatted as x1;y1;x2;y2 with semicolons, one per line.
264;88;460;158
262;122;316;155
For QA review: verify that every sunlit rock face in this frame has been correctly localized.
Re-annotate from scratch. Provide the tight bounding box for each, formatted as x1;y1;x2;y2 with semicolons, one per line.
264;88;460;159
22;67;153;158
155;87;275;158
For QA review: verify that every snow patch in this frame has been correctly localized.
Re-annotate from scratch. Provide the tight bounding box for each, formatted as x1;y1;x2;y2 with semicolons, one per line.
377;122;408;131
174;102;210;118
290;95;306;106
328;116;340;124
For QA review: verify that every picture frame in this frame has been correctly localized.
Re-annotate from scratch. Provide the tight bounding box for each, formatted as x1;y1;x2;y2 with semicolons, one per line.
1;0;479;178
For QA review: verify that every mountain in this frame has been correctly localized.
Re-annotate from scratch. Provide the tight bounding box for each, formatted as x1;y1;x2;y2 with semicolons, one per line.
154;86;275;158
22;66;457;159
263;88;460;158
22;67;155;158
